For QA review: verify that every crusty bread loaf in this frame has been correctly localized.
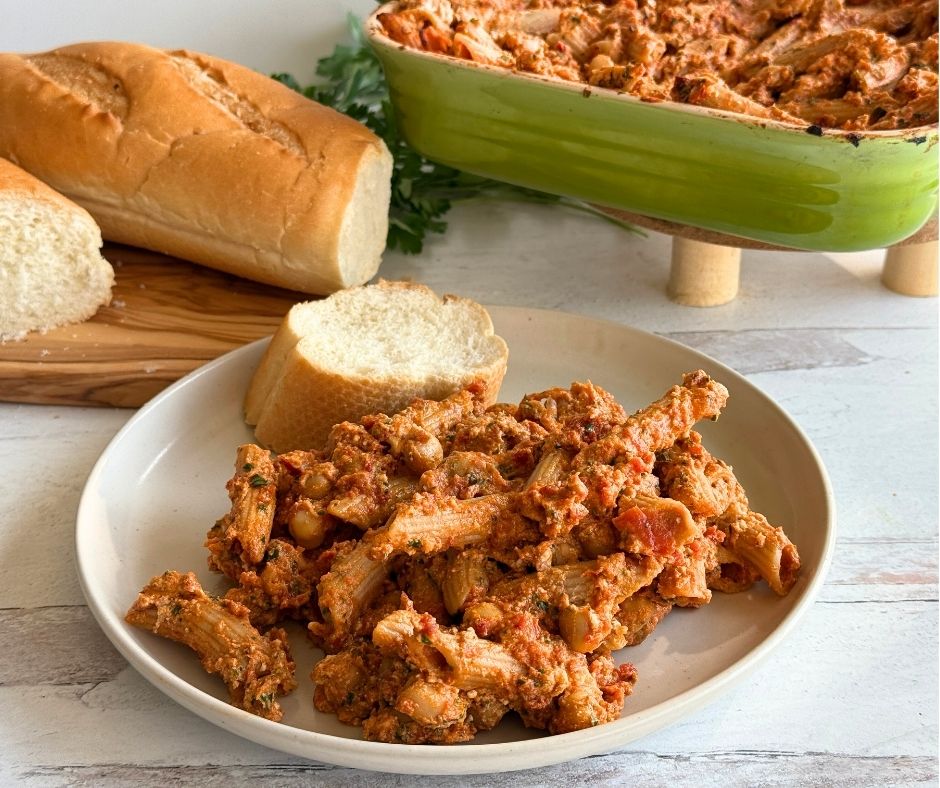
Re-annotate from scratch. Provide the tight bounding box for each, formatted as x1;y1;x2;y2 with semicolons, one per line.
0;42;392;295
245;280;509;452
0;158;113;341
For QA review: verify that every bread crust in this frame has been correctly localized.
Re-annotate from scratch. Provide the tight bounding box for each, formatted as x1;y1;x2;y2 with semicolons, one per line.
0;42;392;294
0;155;95;215
246;281;509;452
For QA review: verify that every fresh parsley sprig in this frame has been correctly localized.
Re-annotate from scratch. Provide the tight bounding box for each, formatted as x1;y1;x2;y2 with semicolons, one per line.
273;14;637;254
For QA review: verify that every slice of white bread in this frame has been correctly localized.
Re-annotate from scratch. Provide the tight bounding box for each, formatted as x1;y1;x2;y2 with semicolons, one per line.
0;157;113;341
245;280;509;452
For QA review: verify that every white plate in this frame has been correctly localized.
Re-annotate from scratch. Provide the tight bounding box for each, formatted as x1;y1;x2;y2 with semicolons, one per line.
76;306;835;775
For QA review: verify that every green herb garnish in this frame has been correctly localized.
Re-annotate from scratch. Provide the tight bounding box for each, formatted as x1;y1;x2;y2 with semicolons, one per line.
258;692;276;708
248;474;269;488
531;595;550;614
273;14;638;254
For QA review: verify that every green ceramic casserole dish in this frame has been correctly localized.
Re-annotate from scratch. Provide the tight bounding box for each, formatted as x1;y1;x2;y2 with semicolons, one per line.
366;4;938;252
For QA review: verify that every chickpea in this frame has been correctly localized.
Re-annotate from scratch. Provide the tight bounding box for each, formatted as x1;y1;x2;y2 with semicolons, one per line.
402;432;443;474
589;53;615;71
289;500;330;549
300;463;336;498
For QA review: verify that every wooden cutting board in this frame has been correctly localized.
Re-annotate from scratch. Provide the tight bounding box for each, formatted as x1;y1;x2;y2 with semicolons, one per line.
0;244;306;407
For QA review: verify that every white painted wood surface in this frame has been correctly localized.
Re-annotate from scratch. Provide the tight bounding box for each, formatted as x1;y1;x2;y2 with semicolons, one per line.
0;202;936;786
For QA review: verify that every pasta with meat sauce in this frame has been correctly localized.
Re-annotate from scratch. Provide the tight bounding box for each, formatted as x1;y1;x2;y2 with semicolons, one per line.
377;0;938;131
126;371;800;742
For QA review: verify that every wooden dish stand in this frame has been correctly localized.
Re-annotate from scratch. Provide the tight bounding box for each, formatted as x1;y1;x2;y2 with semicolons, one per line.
598;208;939;306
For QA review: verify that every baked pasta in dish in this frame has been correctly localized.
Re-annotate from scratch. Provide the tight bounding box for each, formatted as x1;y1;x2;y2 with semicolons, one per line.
377;0;938;130
126;371;801;742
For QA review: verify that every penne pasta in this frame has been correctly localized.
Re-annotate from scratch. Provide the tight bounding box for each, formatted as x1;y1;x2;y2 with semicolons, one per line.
441;548;495;615
525;447;570;489
724;512;801;596
205;444;277;575
125;571;296;720
372;492;537;559
609;590;674;648
574;371;729;473
313;537;389;650
657;549;712;608
709;545;760;594
373;606;529;694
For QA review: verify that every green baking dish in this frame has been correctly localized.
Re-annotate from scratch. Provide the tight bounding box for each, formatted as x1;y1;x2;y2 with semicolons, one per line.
366;5;938;252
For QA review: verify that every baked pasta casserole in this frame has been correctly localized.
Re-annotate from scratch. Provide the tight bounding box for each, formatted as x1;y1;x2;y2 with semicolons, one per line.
127;371;801;742
377;0;938;130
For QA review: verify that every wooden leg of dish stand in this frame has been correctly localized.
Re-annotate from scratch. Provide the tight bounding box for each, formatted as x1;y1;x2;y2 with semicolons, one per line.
881;241;938;297
667;237;741;306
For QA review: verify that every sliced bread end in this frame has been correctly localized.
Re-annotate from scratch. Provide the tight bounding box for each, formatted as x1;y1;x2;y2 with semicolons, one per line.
0;159;113;342
246;280;508;452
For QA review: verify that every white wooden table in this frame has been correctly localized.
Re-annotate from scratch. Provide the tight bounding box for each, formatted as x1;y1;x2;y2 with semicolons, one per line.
0;200;937;786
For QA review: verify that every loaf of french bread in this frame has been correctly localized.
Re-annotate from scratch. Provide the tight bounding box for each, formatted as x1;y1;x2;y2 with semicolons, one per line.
0;42;392;294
